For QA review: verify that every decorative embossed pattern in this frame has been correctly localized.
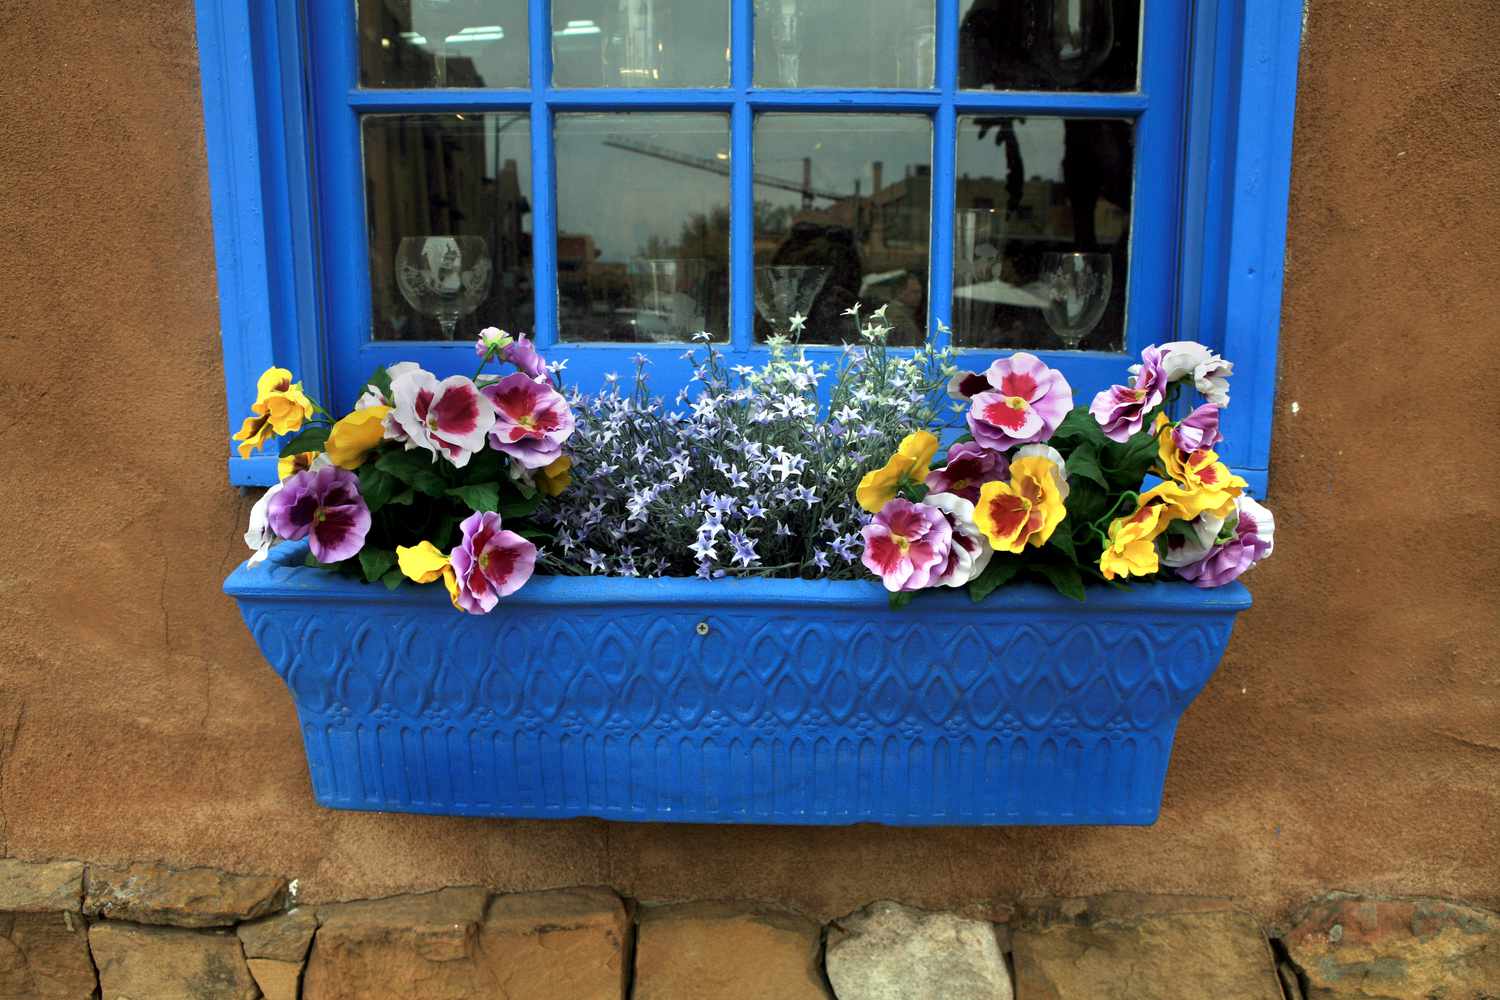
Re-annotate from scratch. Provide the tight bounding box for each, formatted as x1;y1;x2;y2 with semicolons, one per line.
227;543;1250;825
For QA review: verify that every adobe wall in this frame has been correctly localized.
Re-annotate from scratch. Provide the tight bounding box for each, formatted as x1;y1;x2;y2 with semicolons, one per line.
0;0;1494;921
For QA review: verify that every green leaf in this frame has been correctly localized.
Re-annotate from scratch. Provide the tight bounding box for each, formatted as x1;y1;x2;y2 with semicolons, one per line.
356;466;398;513
387;487;415;506
1064;443;1108;489
1047;525;1077;562
887;590;914;610
375;449;448;497
303;551;320;568
278;425;330;457
1100;429;1160;492
498;494;542;519
968;558;1023;602
380;568;405;591
447;482;502;513
358;547;396;584
367;364;393;402
1062;477;1110;526
1033;562;1087;602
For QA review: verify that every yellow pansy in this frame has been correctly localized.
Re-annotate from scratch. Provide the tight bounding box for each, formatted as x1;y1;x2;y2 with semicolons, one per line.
855;430;940;513
277;451;320;481
973;455;1067;553
537;454;573;496
324;405;391;470
1099;501;1170;580
232;367;316;458
396;541;461;610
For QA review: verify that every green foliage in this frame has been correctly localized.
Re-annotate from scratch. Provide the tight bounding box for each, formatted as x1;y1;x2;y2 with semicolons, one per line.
447;482;502;513
375;449;447;497
887;590;913;610
278;425;330;457
967;558;1022;602
357;546;396;584
1031;560;1086;602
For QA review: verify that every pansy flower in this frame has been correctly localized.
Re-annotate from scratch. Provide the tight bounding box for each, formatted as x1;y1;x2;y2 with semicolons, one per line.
396;540;461;609
973;455;1068;553
354;361;421;411
232;367;316;459
1141;341;1233;406
1090;345;1168;442
482;372;575;469
536;454;573;496
266;466;370;563
1099;499;1171;581
1165;403;1223;453
967;353;1074;450
856;430;939;513
924;492;994;588
324;405;391;470
924;442;1009;504
448;511;537;614
1175;496;1274;587
502;334;547;381
389;369;495;468
277;451;321;482
860;498;953;592
243;481;285;566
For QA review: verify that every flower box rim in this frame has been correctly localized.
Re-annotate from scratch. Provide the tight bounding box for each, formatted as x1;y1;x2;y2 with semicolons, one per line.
225;541;1252;615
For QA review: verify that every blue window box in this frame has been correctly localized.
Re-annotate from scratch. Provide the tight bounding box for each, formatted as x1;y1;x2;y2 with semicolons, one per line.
226;543;1250;826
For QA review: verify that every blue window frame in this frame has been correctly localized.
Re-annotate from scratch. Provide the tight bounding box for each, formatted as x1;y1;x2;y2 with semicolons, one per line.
197;0;1302;494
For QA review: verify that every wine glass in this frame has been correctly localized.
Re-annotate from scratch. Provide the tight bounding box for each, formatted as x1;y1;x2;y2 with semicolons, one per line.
1027;0;1115;89
395;236;492;340
754;265;829;339
1038;251;1112;350
760;0;802;86
628;258;706;342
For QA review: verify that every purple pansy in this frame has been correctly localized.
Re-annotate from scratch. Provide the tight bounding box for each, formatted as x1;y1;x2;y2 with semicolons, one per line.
966;353;1075;450
448;511;537;614
923;492;994;588
482;372;576;469
1173;403;1223;452
503;334;547;381
1175;496;1275;588
266;466;371;563
1090;344;1168;442
925;442;1010;504
860;498;954;593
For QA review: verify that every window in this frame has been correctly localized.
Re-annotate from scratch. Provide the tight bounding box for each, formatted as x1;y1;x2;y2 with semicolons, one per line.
197;0;1304;494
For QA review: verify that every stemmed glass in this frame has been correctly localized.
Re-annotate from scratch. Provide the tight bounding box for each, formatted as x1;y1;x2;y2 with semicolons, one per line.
754;265;829;339
1028;0;1115;88
1038;251;1112;350
760;0;802;86
395;236;492;340
628;258;706;342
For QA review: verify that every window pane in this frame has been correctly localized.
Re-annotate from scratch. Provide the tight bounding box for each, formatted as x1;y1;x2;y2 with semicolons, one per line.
363;114;533;342
754;114;931;345
958;0;1139;92
754;0;936;89
555;114;730;343
359;0;529;88
553;0;730;87
953;115;1132;351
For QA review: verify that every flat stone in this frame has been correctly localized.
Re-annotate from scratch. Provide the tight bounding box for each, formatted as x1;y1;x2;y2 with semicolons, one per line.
1282;893;1500;998
0;912;96;999
303;886;627;1000
478;887;630;1000
0;860;84;914
826;900;1011;1000
1010;894;1283;1000
84;861;288;927
89;922;258;1000
247;958;302;1000
634;900;831;1000
237;907;318;962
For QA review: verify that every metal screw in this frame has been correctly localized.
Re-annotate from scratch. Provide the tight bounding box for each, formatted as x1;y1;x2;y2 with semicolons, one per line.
695;621;710;636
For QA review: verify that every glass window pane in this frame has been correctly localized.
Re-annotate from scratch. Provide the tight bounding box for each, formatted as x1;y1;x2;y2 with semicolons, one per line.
359;0;529;88
363;114;533;341
952;115;1132;351
553;0;730;87
754;0;936;89
958;0;1140;92
754;114;931;345
555;114;730;343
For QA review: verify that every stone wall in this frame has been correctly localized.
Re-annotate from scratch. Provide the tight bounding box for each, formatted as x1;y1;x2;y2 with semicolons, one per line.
3;859;1497;998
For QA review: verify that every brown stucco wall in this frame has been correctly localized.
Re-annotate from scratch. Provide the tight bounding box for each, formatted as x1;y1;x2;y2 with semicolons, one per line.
0;1;1496;924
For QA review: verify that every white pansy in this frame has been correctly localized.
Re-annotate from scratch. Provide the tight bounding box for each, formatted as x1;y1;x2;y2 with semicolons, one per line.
244;481;285;566
1160;511;1226;568
925;492;993;588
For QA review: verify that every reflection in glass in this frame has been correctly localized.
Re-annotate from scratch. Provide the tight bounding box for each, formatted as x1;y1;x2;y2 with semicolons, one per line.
359;0;529;88
1038;251;1112;349
958;0;1139;92
396;237;493;339
754;115;932;344
552;0;730;87
755;266;830;337
364;114;532;341
555;114;730;342
754;0;937;89
953;115;1132;351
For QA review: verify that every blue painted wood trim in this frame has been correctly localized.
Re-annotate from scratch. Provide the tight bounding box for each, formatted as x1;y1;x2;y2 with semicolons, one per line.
1212;0;1304;489
195;0;326;485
